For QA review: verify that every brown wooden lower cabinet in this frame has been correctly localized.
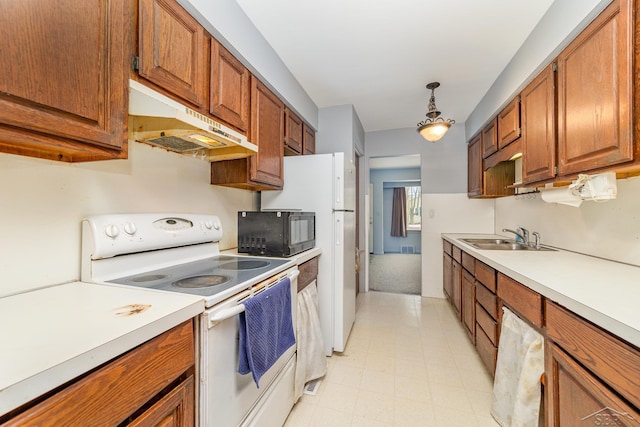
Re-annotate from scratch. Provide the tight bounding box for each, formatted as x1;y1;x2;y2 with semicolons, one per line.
443;239;640;426
476;326;497;376
461;270;476;342
443;253;453;301
1;321;196;426
497;272;543;328
476;303;498;345
546;300;640;410
545;342;640;427
452;261;462;318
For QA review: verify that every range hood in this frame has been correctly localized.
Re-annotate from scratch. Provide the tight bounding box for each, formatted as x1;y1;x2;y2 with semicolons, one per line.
128;80;257;161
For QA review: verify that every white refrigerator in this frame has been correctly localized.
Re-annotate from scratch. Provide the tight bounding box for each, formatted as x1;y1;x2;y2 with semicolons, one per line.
262;152;356;356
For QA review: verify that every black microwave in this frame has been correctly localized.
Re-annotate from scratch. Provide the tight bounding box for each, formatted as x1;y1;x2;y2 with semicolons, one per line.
237;211;315;257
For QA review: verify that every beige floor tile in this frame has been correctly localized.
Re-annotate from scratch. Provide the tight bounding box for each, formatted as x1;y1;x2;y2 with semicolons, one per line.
395;375;431;402
429;384;475;413
466;389;494;418
360;369;396;394
353;390;395;424
316;382;359;413
394;397;437;427
395;358;427;379
323;362;363;388
433;406;479;427
426;364;464;388
364;353;396;375
308;407;353;427
291;293;500;427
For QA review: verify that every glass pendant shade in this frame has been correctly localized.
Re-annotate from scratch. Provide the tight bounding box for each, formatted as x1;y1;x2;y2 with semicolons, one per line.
418;121;451;142
416;82;455;142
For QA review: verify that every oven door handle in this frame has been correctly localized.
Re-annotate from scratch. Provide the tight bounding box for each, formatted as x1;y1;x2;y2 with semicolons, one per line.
209;305;245;327
208;269;299;327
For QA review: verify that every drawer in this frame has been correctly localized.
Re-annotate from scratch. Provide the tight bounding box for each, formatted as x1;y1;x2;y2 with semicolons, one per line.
3;321;195;426
476;326;497;376
443;240;452;256
297;256;319;292
497;273;543;327
474;260;496;292
546;301;640;409
461;251;475;274
475;282;498;319
452;246;462;263
476;302;498;345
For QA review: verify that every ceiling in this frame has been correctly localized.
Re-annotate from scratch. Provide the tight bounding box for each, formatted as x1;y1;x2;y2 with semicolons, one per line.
234;0;555;133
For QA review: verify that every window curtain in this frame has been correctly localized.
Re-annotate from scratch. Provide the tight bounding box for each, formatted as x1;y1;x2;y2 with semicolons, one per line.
391;187;407;237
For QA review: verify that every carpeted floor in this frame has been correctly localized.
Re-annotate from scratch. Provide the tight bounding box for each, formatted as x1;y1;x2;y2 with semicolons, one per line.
368;253;421;295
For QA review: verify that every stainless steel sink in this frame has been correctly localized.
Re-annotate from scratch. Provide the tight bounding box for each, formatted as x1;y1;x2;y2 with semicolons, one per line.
461;238;515;245
461;238;556;251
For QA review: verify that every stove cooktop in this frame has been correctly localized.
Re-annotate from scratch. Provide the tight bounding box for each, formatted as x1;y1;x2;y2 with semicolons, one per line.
106;255;292;304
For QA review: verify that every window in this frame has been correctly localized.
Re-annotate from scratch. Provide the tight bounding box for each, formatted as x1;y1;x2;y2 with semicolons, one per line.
406;186;421;230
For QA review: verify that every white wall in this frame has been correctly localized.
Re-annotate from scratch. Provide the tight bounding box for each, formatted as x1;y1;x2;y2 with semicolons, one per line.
0;143;254;297
422;194;494;297
316;105;364;163
496;177;640;267
466;0;612;136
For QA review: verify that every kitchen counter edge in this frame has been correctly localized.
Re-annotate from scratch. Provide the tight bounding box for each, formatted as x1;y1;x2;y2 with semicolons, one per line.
0;281;205;417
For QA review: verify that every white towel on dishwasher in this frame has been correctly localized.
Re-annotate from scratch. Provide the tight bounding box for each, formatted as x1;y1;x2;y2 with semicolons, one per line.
491;306;544;427
294;280;327;400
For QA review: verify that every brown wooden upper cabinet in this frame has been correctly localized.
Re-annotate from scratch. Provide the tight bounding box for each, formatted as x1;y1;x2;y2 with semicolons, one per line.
210;39;250;133
521;63;557;184
0;0;129;162
497;97;521;149
138;0;206;108
556;0;633;176
284;108;303;155
481;118;498;158
210;76;284;190
303;124;316;155
468;133;483;197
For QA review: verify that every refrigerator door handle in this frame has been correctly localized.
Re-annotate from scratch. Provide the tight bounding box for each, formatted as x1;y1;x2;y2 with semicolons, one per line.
335;217;342;246
336;175;342;205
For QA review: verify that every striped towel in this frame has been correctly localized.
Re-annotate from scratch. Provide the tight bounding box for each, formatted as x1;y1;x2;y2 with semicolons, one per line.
238;277;296;387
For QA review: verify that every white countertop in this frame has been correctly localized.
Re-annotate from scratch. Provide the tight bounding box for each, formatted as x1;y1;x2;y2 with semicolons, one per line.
222;247;322;265
442;233;640;348
0;281;204;416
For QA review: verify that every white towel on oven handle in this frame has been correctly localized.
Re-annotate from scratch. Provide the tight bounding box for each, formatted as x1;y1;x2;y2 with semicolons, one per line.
294;280;327;400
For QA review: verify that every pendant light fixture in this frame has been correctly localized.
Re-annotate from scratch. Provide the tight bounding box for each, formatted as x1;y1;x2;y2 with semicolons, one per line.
417;82;455;142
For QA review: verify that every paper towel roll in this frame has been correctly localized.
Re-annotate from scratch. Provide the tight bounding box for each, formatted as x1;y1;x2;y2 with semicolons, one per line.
541;187;582;207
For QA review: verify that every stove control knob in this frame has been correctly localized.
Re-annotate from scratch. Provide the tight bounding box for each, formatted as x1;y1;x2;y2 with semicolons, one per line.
213;221;221;230
104;224;120;239
124;222;137;236
204;221;213;229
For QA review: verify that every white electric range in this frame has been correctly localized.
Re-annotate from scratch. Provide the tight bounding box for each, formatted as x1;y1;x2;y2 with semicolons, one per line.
81;213;299;427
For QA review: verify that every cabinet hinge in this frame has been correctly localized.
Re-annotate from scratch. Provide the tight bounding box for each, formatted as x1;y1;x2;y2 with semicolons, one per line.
132;55;140;72
554;166;558;175
518;127;522;137
552;62;558;72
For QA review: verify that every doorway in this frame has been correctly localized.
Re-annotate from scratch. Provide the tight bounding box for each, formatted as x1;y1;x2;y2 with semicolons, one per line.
368;155;421;295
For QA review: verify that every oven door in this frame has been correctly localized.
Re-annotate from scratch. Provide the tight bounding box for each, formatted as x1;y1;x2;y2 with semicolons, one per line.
199;268;298;427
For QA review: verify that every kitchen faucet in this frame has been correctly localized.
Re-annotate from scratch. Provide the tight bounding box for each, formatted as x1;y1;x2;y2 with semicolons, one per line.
502;227;529;244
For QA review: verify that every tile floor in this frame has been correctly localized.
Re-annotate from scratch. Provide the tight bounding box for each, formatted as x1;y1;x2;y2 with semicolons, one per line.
284;291;501;427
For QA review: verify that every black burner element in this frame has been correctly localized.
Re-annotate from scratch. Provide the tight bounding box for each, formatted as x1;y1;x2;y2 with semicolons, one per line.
173;275;231;288
131;274;168;282
219;260;270;270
